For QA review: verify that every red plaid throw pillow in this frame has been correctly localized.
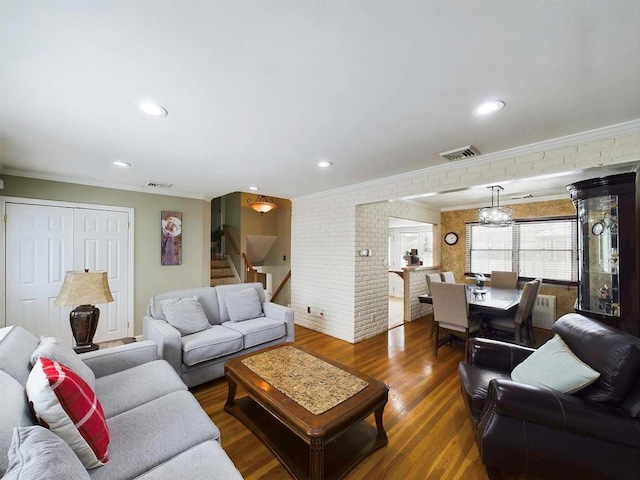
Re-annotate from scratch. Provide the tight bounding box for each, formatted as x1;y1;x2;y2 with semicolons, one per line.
26;357;110;469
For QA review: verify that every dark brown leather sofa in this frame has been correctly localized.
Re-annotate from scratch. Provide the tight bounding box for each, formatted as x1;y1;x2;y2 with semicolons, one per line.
458;313;640;479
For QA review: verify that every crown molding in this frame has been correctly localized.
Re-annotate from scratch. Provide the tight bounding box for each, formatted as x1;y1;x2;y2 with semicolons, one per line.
0;169;212;201
294;118;640;202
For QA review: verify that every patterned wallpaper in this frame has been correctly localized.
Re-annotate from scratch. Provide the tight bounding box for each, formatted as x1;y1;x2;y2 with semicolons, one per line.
440;199;577;319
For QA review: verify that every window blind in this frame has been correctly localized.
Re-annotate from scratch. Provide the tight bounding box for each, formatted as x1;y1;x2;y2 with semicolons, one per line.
466;217;577;282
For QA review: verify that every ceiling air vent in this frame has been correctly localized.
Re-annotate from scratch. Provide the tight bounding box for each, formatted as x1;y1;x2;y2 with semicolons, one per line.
146;181;173;189
438;145;481;161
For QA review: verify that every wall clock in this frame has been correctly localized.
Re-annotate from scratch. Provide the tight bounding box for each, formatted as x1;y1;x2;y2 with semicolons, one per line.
444;232;458;245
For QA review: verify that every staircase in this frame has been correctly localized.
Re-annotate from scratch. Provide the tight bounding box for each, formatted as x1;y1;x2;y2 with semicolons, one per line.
210;257;238;286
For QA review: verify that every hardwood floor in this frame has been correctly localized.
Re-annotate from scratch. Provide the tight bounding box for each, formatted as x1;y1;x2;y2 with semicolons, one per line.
192;317;549;479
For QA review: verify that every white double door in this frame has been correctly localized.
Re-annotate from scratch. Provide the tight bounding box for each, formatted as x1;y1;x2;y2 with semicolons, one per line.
5;202;131;347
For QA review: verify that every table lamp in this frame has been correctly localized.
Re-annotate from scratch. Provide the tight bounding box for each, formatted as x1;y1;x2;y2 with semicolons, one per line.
54;270;114;353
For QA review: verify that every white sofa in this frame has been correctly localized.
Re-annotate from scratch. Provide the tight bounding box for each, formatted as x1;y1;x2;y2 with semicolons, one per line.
143;282;294;387
0;325;242;479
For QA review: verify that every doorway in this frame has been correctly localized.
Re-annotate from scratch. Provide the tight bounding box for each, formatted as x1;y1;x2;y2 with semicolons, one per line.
2;198;133;347
388;217;435;329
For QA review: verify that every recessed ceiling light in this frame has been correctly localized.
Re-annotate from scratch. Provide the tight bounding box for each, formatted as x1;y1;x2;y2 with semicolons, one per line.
318;161;333;168
138;103;168;117
472;101;505;117
248;186;259;191
112;160;132;168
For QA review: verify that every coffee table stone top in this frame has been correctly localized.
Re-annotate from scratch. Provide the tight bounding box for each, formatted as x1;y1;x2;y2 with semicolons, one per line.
241;345;369;415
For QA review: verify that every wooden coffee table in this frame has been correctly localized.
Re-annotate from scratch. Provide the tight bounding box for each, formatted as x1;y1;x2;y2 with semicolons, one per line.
224;343;389;480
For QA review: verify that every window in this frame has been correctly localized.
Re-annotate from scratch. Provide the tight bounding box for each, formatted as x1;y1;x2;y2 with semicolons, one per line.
466;217;577;283
388;222;434;268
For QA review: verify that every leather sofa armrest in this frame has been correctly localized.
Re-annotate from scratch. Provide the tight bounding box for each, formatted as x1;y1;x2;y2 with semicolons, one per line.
80;341;158;378
262;302;295;342
485;378;640;448
143;317;182;373
469;338;535;371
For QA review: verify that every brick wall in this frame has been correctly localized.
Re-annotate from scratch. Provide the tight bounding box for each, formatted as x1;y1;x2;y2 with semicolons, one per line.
292;125;640;343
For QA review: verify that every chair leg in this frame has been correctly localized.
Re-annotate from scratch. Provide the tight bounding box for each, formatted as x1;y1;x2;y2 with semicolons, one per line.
433;324;439;358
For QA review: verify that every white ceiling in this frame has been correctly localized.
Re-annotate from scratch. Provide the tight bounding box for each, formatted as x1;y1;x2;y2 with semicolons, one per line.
1;1;640;205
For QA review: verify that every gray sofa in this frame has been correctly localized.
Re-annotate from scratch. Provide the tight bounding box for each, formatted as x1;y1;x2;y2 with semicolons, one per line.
0;325;242;479
143;282;295;387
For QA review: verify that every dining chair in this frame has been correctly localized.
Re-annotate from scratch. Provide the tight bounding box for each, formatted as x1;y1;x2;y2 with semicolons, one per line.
440;271;456;283
490;270;518;289
430;282;481;361
483;278;541;346
426;273;442;337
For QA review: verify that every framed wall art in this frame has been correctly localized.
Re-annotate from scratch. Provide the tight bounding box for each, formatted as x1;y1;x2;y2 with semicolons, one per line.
161;211;182;265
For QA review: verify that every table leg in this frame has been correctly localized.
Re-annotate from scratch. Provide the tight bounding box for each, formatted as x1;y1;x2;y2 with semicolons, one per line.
309;437;325;480
374;403;388;444
224;374;238;408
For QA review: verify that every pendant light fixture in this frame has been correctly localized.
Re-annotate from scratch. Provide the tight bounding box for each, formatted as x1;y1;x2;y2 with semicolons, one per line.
478;185;513;227
248;194;276;214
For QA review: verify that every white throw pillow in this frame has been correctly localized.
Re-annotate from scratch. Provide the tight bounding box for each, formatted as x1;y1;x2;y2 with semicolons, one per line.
161;297;212;336
223;288;264;322
511;334;600;394
31;336;96;390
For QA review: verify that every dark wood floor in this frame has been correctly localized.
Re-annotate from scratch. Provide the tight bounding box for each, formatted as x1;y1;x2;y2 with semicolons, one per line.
192;317;551;479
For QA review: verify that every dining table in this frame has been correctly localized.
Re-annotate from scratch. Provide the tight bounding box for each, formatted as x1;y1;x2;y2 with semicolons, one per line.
418;285;522;316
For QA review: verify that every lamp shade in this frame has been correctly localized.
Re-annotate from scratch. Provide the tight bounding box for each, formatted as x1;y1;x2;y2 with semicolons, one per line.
54;271;114;307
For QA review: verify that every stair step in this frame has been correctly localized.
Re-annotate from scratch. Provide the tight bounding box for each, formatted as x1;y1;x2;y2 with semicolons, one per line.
210;277;238;287
210;267;233;276
210;259;229;268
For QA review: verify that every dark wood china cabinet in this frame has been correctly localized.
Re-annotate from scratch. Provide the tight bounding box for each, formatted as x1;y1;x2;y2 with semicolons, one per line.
567;172;639;336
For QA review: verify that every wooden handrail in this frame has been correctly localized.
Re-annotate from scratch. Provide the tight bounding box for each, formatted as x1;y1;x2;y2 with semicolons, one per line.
222;224;240;255
271;270;291;303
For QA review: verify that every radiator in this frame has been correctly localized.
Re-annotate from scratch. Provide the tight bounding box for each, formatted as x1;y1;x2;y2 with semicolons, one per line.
532;294;557;329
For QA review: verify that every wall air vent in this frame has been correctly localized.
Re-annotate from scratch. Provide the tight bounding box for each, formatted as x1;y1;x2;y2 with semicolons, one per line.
511;194;534;200
438;145;481;161
146;181;173;189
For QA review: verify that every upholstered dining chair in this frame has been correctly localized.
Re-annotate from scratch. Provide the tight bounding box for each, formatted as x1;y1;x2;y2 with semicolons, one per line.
490;270;518;289
440;271;456;283
484;278;541;346
430;282;481;361
426;273;443;337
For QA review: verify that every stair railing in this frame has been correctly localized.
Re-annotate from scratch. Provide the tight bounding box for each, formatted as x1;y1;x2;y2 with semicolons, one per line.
270;270;291;303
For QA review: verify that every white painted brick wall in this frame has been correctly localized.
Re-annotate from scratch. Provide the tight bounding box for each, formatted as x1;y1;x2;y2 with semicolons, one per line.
292;126;640;343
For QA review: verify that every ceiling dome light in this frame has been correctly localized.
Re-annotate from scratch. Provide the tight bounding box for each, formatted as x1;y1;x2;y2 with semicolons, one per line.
248;186;259;191
473;101;505;117
138;103;168;117
247;195;276;215
318;160;333;168
112;160;132;168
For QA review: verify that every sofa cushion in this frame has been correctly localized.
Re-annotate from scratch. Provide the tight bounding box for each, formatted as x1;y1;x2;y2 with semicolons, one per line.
133;440;242;480
4;426;90;480
222;318;286;349
458;363;512;421
511;334;600;394
95;360;187;418
552;313;640;405
0;325;39;386
31;335;96;390
0;371;37;476
149;287;222;325
223;288;264;322
89;391;220;480
161;297;212;336
216;282;266;323
181;326;243;367
26;357;110;469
